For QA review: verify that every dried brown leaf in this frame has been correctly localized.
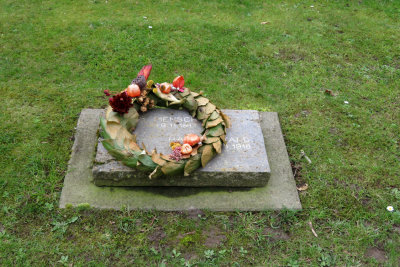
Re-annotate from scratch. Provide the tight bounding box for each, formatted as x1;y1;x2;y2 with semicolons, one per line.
220;135;226;144
151;153;167;166
204;102;216;115
212;140;222;154
208;111;220;121
297;183;309;191
201;145;215;167
196;97;210;106
202;136;220;144
105;121;122;139
191;92;200;97
161;161;185;176
184;154;201;176
220;111;231;128
206;117;224;128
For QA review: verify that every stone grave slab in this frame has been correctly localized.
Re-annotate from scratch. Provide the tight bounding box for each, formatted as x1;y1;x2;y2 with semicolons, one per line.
93;109;270;187
59;109;302;211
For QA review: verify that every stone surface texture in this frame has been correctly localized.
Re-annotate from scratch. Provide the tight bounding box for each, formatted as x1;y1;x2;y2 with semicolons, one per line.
59;109;302;211
93;109;270;187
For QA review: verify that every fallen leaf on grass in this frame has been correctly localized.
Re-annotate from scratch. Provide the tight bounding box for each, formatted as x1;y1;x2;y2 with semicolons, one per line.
308;221;318;237
324;89;335;96
297;183;308;191
260;21;270;25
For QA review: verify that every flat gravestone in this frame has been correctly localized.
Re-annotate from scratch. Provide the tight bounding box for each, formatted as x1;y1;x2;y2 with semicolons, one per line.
59;109;302;211
93;109;270;187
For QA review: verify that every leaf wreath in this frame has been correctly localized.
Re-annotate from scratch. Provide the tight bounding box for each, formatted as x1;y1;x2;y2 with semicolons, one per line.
100;81;231;179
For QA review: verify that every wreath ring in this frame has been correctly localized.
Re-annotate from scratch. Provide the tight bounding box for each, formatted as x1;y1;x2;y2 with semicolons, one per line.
100;79;231;179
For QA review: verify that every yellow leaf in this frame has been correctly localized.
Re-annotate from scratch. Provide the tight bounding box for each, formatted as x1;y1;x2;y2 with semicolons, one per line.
212;140;222;154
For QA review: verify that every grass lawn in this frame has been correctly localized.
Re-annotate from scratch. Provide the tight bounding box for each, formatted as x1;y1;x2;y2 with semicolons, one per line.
1;0;400;265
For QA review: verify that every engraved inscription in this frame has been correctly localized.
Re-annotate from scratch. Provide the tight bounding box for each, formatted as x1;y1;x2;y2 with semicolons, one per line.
167;136;252;152
139;116;195;129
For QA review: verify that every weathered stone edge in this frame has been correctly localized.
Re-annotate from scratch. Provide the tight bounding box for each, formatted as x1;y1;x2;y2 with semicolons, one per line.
259;112;302;210
93;165;270;187
59;109;104;208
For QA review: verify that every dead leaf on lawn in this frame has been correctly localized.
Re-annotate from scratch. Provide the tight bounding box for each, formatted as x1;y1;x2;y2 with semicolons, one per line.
325;89;336;96
261;21;270;25
297;183;308;191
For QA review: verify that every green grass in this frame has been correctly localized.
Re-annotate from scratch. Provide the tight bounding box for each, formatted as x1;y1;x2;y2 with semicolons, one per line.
1;0;400;265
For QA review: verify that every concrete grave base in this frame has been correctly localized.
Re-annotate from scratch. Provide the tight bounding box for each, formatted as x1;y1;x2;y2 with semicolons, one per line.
59;109;301;211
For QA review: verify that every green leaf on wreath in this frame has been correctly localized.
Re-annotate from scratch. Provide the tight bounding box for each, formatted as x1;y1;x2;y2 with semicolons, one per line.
138;154;158;169
100;117;111;140
208;111;220;121
102;140;130;161
201;145;216;167
183;95;198;112
184;154;201;176
205;123;225;137
161;161;186;176
122;157;139;168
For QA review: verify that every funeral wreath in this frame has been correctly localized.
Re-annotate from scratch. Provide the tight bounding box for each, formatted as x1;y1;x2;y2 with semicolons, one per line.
100;65;231;178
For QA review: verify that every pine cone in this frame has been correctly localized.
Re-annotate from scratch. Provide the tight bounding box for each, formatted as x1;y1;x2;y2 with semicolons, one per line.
132;75;146;89
140;106;147;112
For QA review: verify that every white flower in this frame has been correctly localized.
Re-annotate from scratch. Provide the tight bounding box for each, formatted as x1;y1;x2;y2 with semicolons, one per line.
148;26;152;29
344;101;349;104
387;206;394;212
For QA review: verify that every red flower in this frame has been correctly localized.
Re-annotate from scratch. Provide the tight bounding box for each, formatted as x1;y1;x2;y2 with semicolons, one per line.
173;75;185;89
137;65;152;80
109;91;133;114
